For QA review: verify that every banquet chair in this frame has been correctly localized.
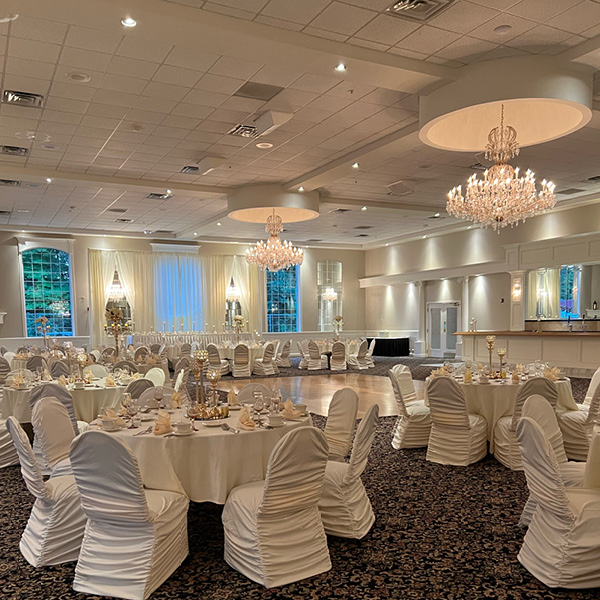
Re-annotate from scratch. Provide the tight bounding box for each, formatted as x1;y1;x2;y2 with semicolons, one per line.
557;368;600;461
113;360;139;374
70;431;189;600
222;427;330;588
253;342;277;376
138;386;175;409
6;417;86;567
516;417;600;588
233;344;251;378
0;416;18;468
324;388;359;462
237;383;273;404
365;338;376;368
134;346;150;362
518;395;586;527
274;339;292;368
26;355;46;372
389;365;431;449
31;397;75;479
50;360;70;379
426;377;487;466
85;363;109;378
207;343;230;376
271;340;280;361
494;378;559;470
348;340;369;370
0;355;11;384
319;404;378;538
0;345;6;355
126;378;154;401
150;343;161;354
16;346;29;354
144;367;166;387
102;347;115;359
174;356;191;372
4;350;16;366
7;368;34;383
180;342;192;356
297;341;308;370
29;383;87;436
307;341;327;370
330;341;347;371
89;349;101;363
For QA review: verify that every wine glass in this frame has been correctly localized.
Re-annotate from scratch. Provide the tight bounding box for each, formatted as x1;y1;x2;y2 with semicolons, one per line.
36;366;43;382
125;394;137;428
270;390;282;414
253;391;264;425
154;387;164;409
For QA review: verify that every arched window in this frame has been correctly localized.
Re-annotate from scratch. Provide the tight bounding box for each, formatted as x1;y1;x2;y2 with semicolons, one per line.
21;247;73;337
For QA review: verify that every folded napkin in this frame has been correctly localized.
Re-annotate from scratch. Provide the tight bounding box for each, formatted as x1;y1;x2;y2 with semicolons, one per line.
105;375;116;387
84;369;94;383
430;367;451;378
464;369;472;383
281;398;302;419
153;409;172;435
10;373;25;389
174;370;184;392
237;406;256;430
43;368;52;381
170;391;182;409
544;366;561;381
227;389;238;406
132;372;141;380
101;407;125;428
58;375;67;387
511;371;520;383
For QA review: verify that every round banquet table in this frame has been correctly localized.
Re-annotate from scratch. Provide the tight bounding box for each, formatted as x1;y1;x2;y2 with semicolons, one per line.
424;377;577;452
101;413;310;503
11;358;28;371
218;347;264;367
1;387;32;422
315;339;360;355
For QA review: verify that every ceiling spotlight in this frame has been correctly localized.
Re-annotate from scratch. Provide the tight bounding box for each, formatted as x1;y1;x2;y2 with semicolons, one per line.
433;212;440;218
422;235;427;239
385;243;389;247
194;232;197;236
217;222;222;226
335;63;347;72
166;189;172;195
68;72;91;83
256;142;273;149
121;17;137;27
46;178;52;183
494;24;512;35
298;186;304;192
361;206;367;211
143;229;152;235
352;162;359;169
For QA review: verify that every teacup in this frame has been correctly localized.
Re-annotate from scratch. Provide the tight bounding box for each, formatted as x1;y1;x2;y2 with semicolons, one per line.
101;417;118;430
174;420;192;434
268;414;283;427
18;381;28;390
479;376;489;384
74;381;85;389
295;402;307;415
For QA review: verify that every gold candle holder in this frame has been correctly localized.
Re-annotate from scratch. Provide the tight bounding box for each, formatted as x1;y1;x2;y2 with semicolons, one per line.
485;335;496;373
206;368;222;418
192;350;209;407
77;352;88;378
497;347;507;377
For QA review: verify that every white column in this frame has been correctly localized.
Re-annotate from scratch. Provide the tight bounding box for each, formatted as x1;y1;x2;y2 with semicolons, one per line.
509;270;526;331
455;276;469;359
413;281;427;357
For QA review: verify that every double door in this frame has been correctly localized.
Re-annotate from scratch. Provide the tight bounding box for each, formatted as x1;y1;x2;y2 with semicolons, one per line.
428;302;460;358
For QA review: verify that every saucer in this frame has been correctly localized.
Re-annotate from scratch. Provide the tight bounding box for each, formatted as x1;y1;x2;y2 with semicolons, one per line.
102;426;123;432
202;420;225;427
268;421;284;428
140;415;154;422
229;405;241;411
173;430;193;436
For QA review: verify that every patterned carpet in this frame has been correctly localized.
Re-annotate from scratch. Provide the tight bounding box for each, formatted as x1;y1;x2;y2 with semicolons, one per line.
0;415;598;599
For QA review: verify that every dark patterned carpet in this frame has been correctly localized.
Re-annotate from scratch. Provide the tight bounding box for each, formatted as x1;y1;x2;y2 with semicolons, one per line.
1;415;599;599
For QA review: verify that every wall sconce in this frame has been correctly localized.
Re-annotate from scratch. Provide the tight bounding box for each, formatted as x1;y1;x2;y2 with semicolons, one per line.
512;278;522;302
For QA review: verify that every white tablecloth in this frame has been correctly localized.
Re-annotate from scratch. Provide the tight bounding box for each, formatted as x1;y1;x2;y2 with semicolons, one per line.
424;378;576;452
315;339;360;355
218;347;264;367
1;387;32;422
11;359;28;371
105;414;309;503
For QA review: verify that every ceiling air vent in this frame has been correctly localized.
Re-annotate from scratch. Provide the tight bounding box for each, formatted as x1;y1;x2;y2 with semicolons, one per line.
557;188;585;195
387;180;414;196
146;192;173;200
329;208;352;214
386;0;454;22
306;239;323;242
108;208;128;213
2;90;44;108
585;175;600;183
0;210;11;216
469;162;487;171
356;233;370;237
234;81;283;102
181;157;225;175
0;179;21;187
0;145;29;157
181;165;199;174
354;225;373;230
153;230;174;235
115;218;134;223
228;124;260;138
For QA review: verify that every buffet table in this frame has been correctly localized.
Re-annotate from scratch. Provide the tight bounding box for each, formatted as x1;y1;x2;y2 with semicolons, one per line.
366;337;410;357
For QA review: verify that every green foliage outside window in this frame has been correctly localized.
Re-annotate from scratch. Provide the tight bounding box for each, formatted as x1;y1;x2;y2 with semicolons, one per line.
266;266;299;333
22;248;73;337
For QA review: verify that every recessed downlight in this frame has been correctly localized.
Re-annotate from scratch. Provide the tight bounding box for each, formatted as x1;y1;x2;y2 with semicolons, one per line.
166;189;172;195
121;17;137;27
361;206;367;211
298;186;304;192
352;162;359;169
67;72;91;83
194;232;197;236
41;143;60;151
494;24;512;35
256;142;273;149
46;178;52;183
335;63;347;72
422;235;427;239
217;222;222;226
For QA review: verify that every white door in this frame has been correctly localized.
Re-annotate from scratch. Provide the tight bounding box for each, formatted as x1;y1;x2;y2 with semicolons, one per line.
428;302;460;358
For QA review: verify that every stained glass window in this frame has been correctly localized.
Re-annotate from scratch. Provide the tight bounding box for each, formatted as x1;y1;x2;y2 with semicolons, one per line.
266;266;299;333
22;248;73;337
560;265;581;318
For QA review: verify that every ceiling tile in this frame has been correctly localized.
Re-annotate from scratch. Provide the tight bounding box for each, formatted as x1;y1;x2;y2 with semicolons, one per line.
3;74;50;96
107;56;160;79
8;37;61;64
100;73;148;94
195;73;246;94
353;14;420;46
308;2;377;36
163;46;219;72
289;73;340;94
50;81;97;102
434;35;496;61
134;96;178;113
116;37;173;63
506;24;573;51
261;0;331;25
171;103;216;119
303;27;349;42
142;81;190;102
208;56;263;80
428;0;499;34
546;0;600;35
254;15;305;31
153;64;203;87
5;56;55;80
65;25;123;53
60;46;112;71
394;25;462;55
469;12;537;42
182;89;230;107
10;16;67;45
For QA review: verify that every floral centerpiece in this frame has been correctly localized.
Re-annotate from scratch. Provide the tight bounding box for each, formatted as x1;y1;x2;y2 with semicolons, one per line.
104;308;132;358
35;316;51;349
332;315;344;340
233;314;246;342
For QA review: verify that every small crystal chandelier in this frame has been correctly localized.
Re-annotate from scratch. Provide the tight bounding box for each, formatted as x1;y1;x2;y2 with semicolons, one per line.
447;105;556;231
245;210;304;272
322;287;338;302
107;279;125;302
226;280;241;303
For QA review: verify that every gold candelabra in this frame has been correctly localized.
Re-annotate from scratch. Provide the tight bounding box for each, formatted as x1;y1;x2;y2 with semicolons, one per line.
206;368;223;418
192;350;209;415
35;317;51;349
497;347;507;377
104;308;132;358
485;335;496;373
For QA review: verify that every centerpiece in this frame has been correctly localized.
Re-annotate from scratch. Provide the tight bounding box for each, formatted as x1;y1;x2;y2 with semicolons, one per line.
104;308;132;358
332;315;344;341
191;350;209;419
35;316;51;349
232;314;246;343
485;335;496;374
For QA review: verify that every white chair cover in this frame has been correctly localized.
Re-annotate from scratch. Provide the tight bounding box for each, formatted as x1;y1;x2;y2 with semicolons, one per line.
144;367;166;387
133;346;150;362
207;343;230;375
389;365;431;449
113;360;139;373
138;386;175;408
102;347;116;357
516;417;600;588
90;349;101;362
494;378;559;470
4;350;16;366
297;341;308;370
426;377;487;466
584;367;600;406
518;395;585;527
558;385;600;461
348;340;369;370
26;355;46;371
307;341;327;371
330;341;347;371
85;363;109;378
237;383;273;404
274;339;292;368
50;360;69;379
70;431;189;600
180;342;192;356
365;338;376;368
233;344;251;378
0;417;18;468
222;427;330;588
253;342;276;376
0;355;11;384
126;378;155;400
323;388;359;462
6;416;86;566
319;404;379;538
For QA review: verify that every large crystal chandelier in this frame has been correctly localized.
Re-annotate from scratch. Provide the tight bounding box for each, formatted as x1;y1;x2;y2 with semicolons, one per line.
226;280;241;302
447;105;556;231
245;210;304;272
322;287;338;302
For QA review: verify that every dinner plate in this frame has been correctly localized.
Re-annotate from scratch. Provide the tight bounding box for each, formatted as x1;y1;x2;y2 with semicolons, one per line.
173;430;193;436
229;405;241;411
202;420;225;427
140;414;154;422
102;426;123;432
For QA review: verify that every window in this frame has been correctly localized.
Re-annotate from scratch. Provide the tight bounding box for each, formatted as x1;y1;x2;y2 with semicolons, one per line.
266;266;299;333
317;260;342;331
560;265;581;318
22;247;73;337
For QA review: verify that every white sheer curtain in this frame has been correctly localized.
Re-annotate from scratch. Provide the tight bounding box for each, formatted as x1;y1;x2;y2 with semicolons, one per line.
154;253;203;331
115;251;155;333
231;255;266;333
201;255;234;331
526;268;560;319
88;250;117;347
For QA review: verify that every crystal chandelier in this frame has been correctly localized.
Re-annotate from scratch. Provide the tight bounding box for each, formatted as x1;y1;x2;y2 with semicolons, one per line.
226;282;241;302
322;287;338;302
245;210;304;272
447;105;556;231
107;280;125;302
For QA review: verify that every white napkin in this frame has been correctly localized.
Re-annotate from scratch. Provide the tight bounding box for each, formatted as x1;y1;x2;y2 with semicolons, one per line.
105;375;116;387
58;374;67;387
281;398;302;420
237;406;256;430
101;407;125;428
153;409;172;435
227;389;238;406
170;391;182;409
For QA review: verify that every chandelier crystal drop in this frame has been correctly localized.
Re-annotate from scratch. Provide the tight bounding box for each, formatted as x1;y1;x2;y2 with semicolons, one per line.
245;210;304;272
322;287;338;302
446;105;556;232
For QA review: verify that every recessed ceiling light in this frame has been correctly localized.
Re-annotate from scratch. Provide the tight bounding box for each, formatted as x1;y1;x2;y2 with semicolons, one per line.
298;186;304;192
0;14;19;23
418;163;433;169
361;206;367;211
433;212;440;218
422;235;427;239
385;243;389;246
67;72;91;83
46;178;52;183
194;232;197;236
335;63;347;72
41;143;60;151
256;142;273;149
166;189;172;194
352;162;360;169
468;225;473;229
21;230;25;233
17;209;29;213
121;17;137;27
217;222;222;226
494;24;512;35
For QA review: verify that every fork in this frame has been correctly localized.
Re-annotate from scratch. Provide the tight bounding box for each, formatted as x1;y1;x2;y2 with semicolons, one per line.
221;423;239;434
134;426;152;436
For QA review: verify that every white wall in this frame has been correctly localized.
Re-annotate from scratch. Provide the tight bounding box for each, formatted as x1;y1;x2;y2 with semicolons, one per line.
365;283;419;335
468;273;511;331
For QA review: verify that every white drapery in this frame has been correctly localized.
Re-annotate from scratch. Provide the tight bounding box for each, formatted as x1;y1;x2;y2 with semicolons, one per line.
88;250;117;347
231;255;266;333
526;268;560;319
201;255;234;331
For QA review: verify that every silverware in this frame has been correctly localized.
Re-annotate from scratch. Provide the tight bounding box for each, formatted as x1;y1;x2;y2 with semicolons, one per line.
221;423;239;434
133;426;152;436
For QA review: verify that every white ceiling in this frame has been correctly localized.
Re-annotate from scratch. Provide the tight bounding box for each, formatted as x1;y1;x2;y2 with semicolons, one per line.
1;0;600;247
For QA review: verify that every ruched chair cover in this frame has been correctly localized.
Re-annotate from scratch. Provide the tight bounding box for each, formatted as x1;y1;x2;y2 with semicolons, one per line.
26;355;46;371
126;378;155;401
274;339;292;368
180;342;192;356
516;417;600;588
330;341;347;371
70;431;189;600
134;346;150;362
389;365;431;449
144;367;166;387
150;343;161;354
0;345;6;354
426;377;487;466
174;356;191;372
114;360;139;374
365;338;376;368
253;342;277;376
297;341;308;370
31;398;75;479
494;378;559;470
0;417;18;468
207;343;230;375
4;350;16;366
558;382;600;461
319;404;379;538
6;416;86;567
233;344;251;378
85;363;109;378
138;386;175;409
50;360;69;379
348;340;369;370
222;427;331;588
102;347;115;359
237;383;273;404
518;395;585;527
307;341;327;371
323;388;359;462
89;349;101;362
583;366;600;407
0;355;11;384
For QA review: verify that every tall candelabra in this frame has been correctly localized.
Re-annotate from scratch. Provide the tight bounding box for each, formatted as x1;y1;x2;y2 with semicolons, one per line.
485;335;496;373
35;316;51;350
192;350;209;413
104;308;132;358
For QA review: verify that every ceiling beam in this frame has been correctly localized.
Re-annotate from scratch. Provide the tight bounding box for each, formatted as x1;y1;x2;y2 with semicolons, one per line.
321;196;440;214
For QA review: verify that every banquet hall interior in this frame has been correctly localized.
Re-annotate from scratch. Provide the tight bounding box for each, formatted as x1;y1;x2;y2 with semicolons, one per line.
3;0;600;598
